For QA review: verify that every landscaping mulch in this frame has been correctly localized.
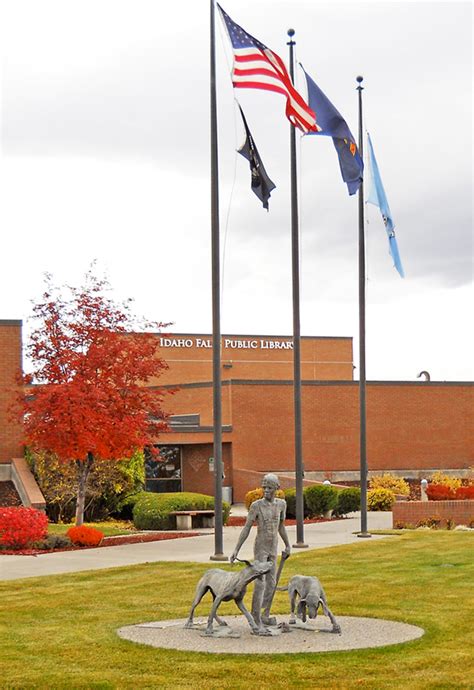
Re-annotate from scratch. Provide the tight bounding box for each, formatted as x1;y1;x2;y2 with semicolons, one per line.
0;481;22;507
0;531;200;556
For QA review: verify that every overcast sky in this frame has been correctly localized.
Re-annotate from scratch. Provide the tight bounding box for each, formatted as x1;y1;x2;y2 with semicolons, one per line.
1;0;472;381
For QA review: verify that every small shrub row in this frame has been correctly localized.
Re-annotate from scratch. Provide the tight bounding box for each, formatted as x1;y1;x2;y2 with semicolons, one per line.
132;492;230;531
246;485;361;518
0;507;48;549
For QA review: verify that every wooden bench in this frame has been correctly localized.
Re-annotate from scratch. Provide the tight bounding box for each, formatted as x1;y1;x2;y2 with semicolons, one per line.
170;510;215;530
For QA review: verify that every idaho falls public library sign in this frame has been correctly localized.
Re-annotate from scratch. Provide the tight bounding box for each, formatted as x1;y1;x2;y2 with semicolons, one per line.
158;336;294;351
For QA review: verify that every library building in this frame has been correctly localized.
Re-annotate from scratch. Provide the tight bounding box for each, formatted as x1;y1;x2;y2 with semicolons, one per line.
0;322;473;503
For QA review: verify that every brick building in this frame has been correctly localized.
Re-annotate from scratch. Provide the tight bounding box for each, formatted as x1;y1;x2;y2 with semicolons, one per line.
1;322;473;503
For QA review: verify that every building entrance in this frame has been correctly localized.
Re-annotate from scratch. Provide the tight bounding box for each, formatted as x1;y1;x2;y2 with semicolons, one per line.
145;445;182;493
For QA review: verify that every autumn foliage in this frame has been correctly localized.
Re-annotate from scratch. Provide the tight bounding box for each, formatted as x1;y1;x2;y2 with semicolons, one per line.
0;507;48;549
426;484;474;501
19;270;172;525
66;525;104;547
426;484;455;501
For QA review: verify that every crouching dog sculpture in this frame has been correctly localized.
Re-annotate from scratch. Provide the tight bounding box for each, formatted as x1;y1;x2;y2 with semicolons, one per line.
184;559;273;636
278;574;341;633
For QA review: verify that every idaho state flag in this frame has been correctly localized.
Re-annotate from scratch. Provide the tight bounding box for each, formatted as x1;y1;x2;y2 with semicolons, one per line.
302;65;363;195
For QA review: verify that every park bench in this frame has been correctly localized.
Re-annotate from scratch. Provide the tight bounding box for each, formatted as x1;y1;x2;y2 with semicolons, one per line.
170;510;215;530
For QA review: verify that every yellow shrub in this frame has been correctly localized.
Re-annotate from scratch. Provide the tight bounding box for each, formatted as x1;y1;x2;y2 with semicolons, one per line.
367;488;396;511
430;471;462;491
244;487;285;510
369;473;410;496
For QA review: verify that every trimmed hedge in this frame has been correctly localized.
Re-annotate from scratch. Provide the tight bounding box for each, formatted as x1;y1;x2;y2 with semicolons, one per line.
304;484;338;516
133;492;230;531
284;488;311;519
334;487;361;516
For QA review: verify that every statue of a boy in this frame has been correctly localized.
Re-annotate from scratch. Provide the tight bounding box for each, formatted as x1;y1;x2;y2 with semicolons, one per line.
230;473;291;634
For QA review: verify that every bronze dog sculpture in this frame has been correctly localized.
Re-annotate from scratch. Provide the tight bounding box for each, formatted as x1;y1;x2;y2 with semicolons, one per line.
185;559;273;636
278;574;341;633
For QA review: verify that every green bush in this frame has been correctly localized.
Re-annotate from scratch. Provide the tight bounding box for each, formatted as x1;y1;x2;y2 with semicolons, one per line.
304;484;338;517
33;534;72;550
132;492;230;531
367;487;396;511
283;488;310;519
334;488;361;516
116;492;143;521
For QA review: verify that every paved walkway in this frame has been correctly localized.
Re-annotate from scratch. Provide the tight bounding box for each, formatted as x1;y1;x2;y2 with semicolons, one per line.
0;511;392;582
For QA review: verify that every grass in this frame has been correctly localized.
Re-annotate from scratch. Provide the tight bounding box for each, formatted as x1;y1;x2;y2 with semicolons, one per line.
48;520;136;537
1;530;473;689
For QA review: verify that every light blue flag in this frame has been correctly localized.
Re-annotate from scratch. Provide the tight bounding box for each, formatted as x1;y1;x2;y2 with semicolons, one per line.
366;133;404;277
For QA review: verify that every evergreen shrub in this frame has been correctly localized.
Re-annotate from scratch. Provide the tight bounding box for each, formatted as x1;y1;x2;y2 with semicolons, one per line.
304;484;338;517
283;488;311;519
334;488;361;516
34;534;72;550
133;492;230;530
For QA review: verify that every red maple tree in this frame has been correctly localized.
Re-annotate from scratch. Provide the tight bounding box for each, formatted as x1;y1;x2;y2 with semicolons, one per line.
20;271;171;525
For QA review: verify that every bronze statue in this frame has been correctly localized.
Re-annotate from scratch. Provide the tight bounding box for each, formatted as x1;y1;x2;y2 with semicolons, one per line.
230;473;291;635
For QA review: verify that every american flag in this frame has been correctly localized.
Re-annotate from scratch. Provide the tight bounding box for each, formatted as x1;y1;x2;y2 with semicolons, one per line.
218;5;319;134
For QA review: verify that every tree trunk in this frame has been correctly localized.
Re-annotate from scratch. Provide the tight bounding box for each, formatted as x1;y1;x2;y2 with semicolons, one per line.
75;453;94;526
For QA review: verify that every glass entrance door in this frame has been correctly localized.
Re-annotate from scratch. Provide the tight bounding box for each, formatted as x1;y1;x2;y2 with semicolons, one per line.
145;446;182;493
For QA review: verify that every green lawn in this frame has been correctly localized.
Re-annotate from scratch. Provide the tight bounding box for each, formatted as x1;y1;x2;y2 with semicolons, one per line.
1;531;473;689
48;520;136;537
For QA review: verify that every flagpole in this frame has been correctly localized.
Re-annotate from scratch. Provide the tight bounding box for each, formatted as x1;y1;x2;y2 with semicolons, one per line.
287;29;307;549
209;0;227;561
356;75;371;539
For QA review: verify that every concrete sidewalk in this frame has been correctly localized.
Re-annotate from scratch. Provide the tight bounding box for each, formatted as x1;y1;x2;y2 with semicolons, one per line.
0;511;392;582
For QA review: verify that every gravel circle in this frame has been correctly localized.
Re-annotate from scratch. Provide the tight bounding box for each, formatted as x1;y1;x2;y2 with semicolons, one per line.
117;615;424;655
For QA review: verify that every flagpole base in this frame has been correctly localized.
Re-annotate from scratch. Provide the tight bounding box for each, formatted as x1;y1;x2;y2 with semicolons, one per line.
210;554;228;561
357;532;372;538
292;542;309;549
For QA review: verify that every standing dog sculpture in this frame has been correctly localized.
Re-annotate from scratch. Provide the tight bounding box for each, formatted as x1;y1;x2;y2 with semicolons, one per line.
278;575;341;633
185;559;273;636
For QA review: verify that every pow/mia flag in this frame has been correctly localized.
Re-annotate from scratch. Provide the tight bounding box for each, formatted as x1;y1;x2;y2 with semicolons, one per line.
237;105;276;211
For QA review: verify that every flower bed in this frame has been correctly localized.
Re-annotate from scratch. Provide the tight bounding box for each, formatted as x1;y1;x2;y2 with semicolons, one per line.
0;531;199;555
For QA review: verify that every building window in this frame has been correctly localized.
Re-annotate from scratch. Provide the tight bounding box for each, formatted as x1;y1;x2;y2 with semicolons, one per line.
145;445;182;493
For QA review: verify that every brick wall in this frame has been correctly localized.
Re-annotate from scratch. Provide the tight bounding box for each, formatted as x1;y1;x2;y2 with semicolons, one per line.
392;500;474;527
166;380;473;501
0;321;23;463
150;334;354;386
